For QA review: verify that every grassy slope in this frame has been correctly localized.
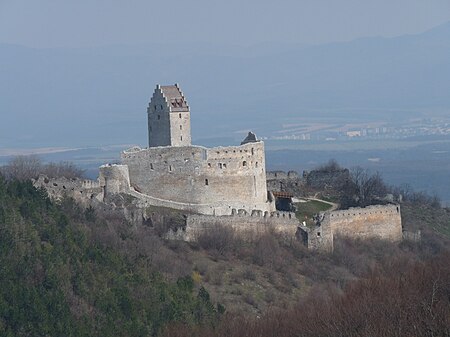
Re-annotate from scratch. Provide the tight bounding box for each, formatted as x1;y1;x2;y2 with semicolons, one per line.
295;199;334;225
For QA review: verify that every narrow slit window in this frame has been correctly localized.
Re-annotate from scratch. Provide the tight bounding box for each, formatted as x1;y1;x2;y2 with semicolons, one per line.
205;179;209;186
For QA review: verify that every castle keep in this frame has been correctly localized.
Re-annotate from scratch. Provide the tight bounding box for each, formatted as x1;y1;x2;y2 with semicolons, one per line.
118;84;275;216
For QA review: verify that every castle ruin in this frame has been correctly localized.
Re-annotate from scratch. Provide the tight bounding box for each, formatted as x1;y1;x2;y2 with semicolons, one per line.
34;84;404;250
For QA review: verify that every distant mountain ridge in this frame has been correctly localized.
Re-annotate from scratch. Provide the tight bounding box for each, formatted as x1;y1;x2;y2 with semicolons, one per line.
1;22;450;148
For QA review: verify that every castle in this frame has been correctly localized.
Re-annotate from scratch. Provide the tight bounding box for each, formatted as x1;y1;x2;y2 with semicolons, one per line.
113;84;276;216
34;84;404;250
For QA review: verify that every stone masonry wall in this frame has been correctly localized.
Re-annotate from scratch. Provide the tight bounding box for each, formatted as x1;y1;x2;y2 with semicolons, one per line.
33;175;103;206
266;170;306;196
167;212;299;241
324;204;402;241
121;141;272;215
300;204;403;251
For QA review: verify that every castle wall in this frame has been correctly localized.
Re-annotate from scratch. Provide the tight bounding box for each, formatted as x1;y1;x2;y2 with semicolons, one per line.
300;204;403;251
121;141;272;215
324;204;402;242
33;175;103;206
167;212;299;241
98;164;131;196
266;170;306;196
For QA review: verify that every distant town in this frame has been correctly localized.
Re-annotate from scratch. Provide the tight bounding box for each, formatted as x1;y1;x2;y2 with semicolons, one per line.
265;117;450;142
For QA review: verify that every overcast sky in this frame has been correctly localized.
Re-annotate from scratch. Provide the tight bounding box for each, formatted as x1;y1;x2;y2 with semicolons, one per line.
0;0;449;48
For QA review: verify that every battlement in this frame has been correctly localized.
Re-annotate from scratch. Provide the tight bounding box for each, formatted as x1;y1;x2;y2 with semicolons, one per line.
121;140;272;214
299;204;403;251
166;211;299;241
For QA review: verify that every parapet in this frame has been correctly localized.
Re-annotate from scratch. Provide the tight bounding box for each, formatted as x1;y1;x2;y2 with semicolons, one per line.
301;204;403;251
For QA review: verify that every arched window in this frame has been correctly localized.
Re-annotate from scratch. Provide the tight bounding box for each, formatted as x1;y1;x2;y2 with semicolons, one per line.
243;161;247;167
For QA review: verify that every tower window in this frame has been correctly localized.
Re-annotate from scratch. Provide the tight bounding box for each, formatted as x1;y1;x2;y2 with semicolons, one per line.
218;163;223;169
169;165;172;172
179;113;182;118
180;136;183;141
160;105;163;110
158;115;160;120
205;179;209;186
180;125;182;130
243;161;247;167
150;163;154;170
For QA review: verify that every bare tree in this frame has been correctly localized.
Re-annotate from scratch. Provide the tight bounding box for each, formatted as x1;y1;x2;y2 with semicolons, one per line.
340;167;388;208
1;155;85;181
1;155;42;181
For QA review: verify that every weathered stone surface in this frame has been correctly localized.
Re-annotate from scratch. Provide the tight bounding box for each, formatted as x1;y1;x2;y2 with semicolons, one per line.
166;211;299;242
300;204;403;251
147;84;191;147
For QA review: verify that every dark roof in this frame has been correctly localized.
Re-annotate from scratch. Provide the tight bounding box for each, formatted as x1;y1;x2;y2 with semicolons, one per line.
160;84;189;112
272;191;294;199
240;131;259;145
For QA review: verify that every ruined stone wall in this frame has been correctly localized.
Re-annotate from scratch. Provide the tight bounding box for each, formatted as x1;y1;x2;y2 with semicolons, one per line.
305;168;350;189
298;222;334;252
167;212;299;241
33;175;103;206
266;170;306;196
99;164;131;196
300;204;403;251
324;204;402;242
121;141;272;215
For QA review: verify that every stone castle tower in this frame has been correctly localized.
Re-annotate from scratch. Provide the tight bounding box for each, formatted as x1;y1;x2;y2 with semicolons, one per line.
147;84;192;147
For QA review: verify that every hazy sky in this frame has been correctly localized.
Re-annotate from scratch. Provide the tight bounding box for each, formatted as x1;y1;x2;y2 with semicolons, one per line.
1;0;450;48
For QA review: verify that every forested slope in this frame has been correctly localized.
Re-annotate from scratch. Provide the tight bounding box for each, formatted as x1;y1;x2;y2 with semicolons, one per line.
0;176;219;337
